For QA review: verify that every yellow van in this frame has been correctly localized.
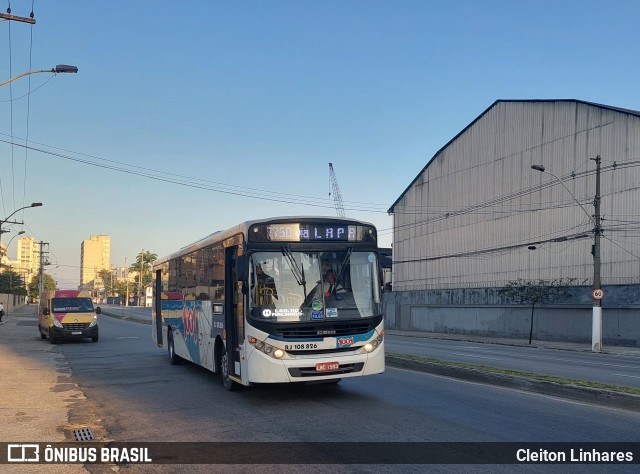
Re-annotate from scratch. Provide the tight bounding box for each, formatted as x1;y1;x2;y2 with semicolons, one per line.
38;290;100;343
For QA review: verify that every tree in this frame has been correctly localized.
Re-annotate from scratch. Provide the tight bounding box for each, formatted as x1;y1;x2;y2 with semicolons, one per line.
501;278;574;344
129;250;157;300
28;273;57;300
0;269;28;295
97;268;115;296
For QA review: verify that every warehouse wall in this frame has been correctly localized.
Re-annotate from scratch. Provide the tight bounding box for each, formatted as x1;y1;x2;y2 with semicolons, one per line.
391;100;640;291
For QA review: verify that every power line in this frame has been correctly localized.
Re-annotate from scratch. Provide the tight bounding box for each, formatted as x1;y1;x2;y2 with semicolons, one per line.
393;232;591;264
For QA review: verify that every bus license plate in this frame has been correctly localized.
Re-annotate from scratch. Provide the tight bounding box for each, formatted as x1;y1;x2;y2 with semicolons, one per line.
71;331;82;335
316;361;339;372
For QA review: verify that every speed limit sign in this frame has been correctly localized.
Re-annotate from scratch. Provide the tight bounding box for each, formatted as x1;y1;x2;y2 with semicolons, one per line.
592;288;604;300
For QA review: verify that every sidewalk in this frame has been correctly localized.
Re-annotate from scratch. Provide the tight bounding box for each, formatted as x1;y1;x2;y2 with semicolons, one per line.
0;304;90;472
386;329;640;357
98;304;151;324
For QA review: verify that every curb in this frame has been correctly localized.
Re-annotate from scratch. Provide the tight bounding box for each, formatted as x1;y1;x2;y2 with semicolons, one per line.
100;309;151;325
386;354;640;412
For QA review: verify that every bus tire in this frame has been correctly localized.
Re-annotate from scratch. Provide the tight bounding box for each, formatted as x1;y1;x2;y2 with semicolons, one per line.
168;330;181;365
39;326;46;339
221;351;237;391
91;333;99;343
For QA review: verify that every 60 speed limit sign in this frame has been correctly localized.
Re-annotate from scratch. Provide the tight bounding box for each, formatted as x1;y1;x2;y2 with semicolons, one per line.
592;288;605;300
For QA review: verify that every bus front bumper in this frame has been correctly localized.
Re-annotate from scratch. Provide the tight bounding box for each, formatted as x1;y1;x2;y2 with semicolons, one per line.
246;343;385;384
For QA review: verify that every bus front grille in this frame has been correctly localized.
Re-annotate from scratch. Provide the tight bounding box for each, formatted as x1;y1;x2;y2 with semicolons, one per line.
274;324;372;340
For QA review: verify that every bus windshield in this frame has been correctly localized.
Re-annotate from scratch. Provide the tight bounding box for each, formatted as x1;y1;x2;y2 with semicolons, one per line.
248;250;381;323
52;298;94;313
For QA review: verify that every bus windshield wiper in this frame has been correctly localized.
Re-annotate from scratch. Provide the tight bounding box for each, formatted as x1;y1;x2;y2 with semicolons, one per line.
336;247;352;285
282;247;306;290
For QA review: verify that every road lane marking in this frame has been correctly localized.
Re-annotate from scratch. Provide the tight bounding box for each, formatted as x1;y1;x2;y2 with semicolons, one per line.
612;373;640;379
449;352;502;360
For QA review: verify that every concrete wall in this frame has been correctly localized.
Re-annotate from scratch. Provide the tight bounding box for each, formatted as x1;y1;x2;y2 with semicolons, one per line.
384;284;640;347
0;293;28;315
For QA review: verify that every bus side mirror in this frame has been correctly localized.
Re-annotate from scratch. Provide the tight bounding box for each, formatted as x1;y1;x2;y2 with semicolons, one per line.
95;307;101;314
236;255;248;281
43;308;50;316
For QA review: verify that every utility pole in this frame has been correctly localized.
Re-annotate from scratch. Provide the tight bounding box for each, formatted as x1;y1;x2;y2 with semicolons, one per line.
592;155;603;352
125;257;129;307
38;242;49;296
0;9;36;25
139;250;144;307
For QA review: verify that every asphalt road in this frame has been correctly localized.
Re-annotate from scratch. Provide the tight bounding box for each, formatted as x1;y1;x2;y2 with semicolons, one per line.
2;306;640;473
99;304;640;391
385;334;640;389
63;316;640;472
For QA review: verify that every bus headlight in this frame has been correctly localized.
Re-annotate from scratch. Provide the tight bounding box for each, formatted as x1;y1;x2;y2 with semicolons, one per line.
89;315;98;327
363;333;383;353
249;336;286;359
52;318;63;328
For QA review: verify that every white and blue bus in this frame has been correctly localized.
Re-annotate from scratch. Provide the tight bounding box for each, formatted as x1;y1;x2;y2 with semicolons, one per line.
152;216;384;390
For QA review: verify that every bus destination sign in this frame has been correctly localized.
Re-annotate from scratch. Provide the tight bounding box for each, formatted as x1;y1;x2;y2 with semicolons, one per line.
250;223;376;243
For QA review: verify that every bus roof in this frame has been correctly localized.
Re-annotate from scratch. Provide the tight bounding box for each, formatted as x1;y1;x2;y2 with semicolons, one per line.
154;215;376;267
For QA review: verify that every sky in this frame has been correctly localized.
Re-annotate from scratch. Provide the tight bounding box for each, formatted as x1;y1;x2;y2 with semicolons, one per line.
1;0;639;288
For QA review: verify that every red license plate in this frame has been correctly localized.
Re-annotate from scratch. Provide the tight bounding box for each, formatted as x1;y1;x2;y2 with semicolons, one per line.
316;361;339;372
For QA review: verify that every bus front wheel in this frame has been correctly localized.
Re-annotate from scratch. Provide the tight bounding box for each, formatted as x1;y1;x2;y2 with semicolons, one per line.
220;351;237;391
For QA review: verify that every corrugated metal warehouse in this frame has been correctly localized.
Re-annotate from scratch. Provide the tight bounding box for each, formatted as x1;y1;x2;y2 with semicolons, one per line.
386;100;640;346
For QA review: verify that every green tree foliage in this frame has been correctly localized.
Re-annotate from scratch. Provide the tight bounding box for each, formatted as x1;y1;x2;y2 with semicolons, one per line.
502;278;574;344
28;273;57;300
128;250;157;295
97;268;115;295
0;269;28;295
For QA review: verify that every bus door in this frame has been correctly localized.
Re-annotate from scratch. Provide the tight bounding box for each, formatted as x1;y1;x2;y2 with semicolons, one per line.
154;269;163;346
224;245;243;380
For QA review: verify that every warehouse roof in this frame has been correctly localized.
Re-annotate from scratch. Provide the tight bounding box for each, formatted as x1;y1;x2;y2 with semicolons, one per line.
387;99;640;214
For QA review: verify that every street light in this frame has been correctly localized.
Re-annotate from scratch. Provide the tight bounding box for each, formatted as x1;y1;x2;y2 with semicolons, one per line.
1;230;25;316
531;160;603;352
530;165;592;220
1;202;43;229
4;230;26;255
0;65;78;88
0;202;43;244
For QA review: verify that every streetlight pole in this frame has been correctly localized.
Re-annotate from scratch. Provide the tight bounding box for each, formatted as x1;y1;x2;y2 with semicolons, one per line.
0;202;43;245
591;156;603;352
531;159;603;352
1;230;25;316
0;65;78;88
0;230;25;260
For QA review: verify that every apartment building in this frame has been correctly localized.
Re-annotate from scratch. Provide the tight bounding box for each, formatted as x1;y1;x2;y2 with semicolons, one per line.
15;236;40;283
80;235;111;290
